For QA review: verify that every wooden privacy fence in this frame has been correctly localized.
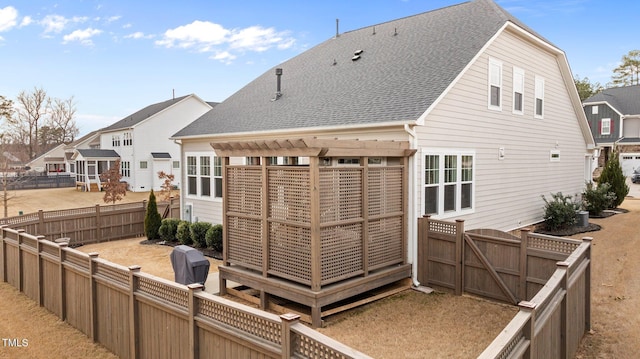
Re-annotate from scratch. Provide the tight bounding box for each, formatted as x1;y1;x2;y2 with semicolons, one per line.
0;227;371;359
417;215;591;358
0;197;180;246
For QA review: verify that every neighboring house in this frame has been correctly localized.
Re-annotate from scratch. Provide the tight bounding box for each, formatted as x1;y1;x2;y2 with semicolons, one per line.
26;130;100;175
174;0;595;232
583;85;640;176
77;94;214;192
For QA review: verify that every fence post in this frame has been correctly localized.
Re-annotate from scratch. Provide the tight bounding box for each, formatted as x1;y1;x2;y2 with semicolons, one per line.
455;219;465;296
519;300;537;358
188;283;204;359
38;210;45;235
582;236;592;333
557;261;570;359
36;235;45;306
88;252;99;342
519;228;530;301
417;215;429;285
0;226;6;283
95;205;102;243
59;242;68;320
17;229;25;291
128;265;141;359
281;313;300;358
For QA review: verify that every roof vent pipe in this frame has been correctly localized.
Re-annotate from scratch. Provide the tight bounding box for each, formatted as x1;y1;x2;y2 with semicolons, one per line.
336;19;339;38
272;68;283;101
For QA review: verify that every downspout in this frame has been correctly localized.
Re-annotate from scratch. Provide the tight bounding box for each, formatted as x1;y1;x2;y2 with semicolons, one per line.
404;123;420;287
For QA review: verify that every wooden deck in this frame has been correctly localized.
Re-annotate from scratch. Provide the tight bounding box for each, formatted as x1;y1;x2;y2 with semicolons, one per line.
219;263;412;327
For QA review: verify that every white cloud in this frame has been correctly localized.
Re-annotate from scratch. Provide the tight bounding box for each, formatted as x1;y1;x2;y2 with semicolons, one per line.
106;15;121;23
125;31;154;40
156;20;295;63
122;23;132;29
41;14;68;33
0;6;18;32
63;28;102;46
19;16;32;27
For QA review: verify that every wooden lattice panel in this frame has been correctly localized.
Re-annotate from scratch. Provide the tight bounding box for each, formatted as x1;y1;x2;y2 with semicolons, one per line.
429;220;457;235
320;223;362;283
137;275;189;308
197;296;282;345
268;168;310;223
293;333;354;359
368;167;403;217
527;235;579;255
227;216;263;269
368;216;403;269
319;168;362;224
64;250;90;270
94;260;130;287
226;166;263;216
268;222;311;285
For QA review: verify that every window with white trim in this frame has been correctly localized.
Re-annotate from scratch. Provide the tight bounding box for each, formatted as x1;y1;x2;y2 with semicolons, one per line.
591;105;598;115
121;161;130;177
123;132;133;146
534;76;544;118
112;135;120;147
600;118;611;135
513;67;524;114
139;161;147;169
423;151;474;216
186;154;222;199
172;161;180;169
488;58;502;110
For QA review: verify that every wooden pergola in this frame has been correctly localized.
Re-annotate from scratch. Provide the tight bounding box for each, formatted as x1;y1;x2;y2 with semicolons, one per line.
215;137;416;327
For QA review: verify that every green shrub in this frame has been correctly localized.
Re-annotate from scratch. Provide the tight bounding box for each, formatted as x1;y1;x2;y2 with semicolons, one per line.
190;221;212;248
598;152;628;208
206;224;223;252
144;190;162;240
541;192;581;231
158;218;181;241
176;221;192;245
582;182;616;216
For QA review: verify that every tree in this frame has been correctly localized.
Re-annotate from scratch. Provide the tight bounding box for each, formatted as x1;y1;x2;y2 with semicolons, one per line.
15;87;49;159
0;95;12;122
597;150;629;208
574;75;603;101
100;159;127;204
157;171;177;201
611;50;640;87
47;96;79;144
144;190;162;239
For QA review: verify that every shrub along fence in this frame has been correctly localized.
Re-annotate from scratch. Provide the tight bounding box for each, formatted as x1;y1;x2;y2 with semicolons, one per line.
417;215;591;358
0;226;371;359
0;197;180;246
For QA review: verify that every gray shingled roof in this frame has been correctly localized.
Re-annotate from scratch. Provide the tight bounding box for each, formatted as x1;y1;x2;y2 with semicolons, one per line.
151;152;172;159
76;149;120;158
173;0;549;138
102;95;189;132
583;85;640;115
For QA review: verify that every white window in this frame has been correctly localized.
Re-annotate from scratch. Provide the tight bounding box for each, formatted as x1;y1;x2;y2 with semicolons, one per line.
172;161;180;169
423;150;474;217
186;153;222;199
591;105;598;115
601;118;611;135
123;132;133;146
112;135;120;147
120;161;130;177
534;76;544;119
513;67;524;114
139;161;147;169
488;58;502;110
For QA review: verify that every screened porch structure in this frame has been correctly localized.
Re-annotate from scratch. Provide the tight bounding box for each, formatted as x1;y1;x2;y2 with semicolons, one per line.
214;138;415;327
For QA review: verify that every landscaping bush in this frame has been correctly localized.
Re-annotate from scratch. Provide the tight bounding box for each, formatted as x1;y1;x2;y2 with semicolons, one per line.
176;221;192;245
541;192;581;231
144;190;162;240
582;182;616;216
206;224;223;252
190;221;212;248
158;218;181;241
598;151;628;208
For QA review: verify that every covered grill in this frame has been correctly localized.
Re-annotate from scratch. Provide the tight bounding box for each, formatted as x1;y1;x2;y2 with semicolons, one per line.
170;245;210;286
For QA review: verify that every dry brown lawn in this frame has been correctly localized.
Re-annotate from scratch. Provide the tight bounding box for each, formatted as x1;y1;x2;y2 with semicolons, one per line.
1;187;640;358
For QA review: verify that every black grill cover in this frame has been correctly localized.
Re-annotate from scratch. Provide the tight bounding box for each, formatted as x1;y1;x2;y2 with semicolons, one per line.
170;245;210;286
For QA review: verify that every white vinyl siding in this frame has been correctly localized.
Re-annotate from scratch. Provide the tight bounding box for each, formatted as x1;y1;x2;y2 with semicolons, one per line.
512;67;524;115
534;76;545;119
488;58;502;110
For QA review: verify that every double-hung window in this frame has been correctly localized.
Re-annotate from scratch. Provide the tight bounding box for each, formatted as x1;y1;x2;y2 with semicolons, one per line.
423;151;474;217
120;161;130;178
123;132;133;146
534;76;545;119
112;135;120;147
186;153;222;199
600;118;611;135
512;67;524;114
488;58;502;110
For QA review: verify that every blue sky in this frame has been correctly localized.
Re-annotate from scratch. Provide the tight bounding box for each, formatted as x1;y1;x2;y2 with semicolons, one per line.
0;0;637;137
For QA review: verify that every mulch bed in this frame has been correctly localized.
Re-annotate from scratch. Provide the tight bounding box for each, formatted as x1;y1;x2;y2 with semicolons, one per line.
532;208;627;236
